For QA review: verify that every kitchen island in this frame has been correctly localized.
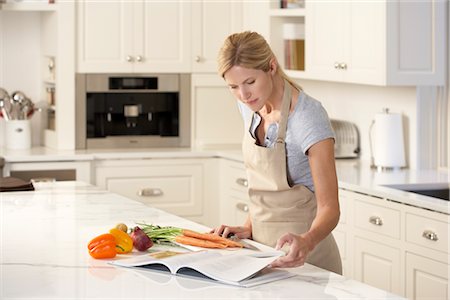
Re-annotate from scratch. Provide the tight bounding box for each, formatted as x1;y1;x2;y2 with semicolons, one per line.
0;181;404;299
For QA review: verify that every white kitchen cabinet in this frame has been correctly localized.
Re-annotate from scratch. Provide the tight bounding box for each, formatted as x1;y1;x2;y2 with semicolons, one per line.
339;187;449;298
219;159;249;226
191;0;242;73
299;0;446;86
404;205;449;300
77;0;191;73
333;189;353;277
191;74;244;149
405;253;449;300
94;158;218;226
354;237;402;294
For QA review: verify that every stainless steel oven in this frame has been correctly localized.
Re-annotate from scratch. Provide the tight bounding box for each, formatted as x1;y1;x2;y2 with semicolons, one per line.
76;74;190;149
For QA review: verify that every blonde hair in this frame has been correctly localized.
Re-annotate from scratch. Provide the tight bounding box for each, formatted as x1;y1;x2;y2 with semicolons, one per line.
217;31;301;91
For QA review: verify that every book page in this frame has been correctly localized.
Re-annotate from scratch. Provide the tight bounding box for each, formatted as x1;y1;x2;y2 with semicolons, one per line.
178;252;283;284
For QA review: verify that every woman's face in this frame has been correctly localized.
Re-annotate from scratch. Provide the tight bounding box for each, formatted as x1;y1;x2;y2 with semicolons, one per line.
223;65;274;112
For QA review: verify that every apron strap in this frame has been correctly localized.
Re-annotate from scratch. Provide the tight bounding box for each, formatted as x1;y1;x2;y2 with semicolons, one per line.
276;80;292;144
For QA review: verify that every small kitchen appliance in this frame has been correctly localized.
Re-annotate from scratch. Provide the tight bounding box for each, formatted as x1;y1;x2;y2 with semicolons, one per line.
369;108;406;170
330;119;360;158
76;74;190;149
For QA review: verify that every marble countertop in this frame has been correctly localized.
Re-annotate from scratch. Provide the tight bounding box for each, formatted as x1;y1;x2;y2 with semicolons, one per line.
1;181;403;299
1;146;448;214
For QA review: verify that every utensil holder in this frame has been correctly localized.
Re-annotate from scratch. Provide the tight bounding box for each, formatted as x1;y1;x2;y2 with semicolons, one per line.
5;120;31;150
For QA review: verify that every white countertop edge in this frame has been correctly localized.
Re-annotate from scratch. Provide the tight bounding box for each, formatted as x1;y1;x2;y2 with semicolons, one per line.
338;181;450;215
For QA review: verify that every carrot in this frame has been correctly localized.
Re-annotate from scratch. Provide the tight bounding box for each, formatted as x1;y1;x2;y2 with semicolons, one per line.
175;235;228;249
181;229;243;248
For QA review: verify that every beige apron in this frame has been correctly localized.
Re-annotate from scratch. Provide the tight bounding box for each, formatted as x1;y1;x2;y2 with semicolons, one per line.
242;81;342;274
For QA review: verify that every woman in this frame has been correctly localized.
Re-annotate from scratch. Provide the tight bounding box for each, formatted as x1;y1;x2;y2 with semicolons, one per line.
213;31;342;274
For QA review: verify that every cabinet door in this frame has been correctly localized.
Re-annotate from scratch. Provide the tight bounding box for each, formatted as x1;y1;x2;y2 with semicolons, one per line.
406;253;448;300
344;1;384;85
134;0;192;73
77;0;134;73
191;74;244;149
354;237;401;295
191;0;243;72
306;1;384;85
305;1;346;82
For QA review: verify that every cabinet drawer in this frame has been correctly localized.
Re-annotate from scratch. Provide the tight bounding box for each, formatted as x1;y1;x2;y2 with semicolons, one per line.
405;213;448;254
354;199;400;239
96;163;203;217
224;163;248;193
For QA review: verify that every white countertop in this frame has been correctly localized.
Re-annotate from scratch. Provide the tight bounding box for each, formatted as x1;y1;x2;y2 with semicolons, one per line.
0;181;404;299
1;146;448;214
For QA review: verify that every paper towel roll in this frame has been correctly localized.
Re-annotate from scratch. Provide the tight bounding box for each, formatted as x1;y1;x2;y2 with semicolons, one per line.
373;112;406;168
283;23;304;40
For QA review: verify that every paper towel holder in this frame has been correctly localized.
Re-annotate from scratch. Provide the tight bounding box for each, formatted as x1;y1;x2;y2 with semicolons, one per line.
369;108;406;172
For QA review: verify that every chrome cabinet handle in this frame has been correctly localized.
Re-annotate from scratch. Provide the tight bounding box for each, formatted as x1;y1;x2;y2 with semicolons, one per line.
235;178;248;187
422;230;438;241
137;188;163;197
236;202;249;212
126;55;134;62
369;216;383;226
136;55;143;62
339;63;347;70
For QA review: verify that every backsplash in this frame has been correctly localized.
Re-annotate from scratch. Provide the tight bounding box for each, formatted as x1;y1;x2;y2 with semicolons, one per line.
297;79;416;169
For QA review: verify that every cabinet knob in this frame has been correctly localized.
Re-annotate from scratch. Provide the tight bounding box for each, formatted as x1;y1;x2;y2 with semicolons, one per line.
235;178;248;187
339;63;348;70
369;216;383;226
236;202;249;212
422;230;438;241
334;62;340;69
137;188;163;197
136;55;143;62
126;55;134;62
195;55;201;62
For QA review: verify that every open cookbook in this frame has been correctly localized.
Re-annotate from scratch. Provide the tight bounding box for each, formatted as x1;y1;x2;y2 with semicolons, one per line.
109;250;295;287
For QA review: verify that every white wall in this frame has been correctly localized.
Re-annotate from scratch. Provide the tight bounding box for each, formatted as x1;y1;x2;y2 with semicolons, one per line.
296;79;417;169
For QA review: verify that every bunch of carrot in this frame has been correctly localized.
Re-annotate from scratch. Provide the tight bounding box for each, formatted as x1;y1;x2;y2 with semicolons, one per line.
137;223;243;249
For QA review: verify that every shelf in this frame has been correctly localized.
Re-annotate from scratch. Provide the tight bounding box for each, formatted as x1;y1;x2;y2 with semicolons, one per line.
0;1;57;11
270;8;306;17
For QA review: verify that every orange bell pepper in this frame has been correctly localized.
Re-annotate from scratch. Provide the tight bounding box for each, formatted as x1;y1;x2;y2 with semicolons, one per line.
109;228;133;254
87;233;117;259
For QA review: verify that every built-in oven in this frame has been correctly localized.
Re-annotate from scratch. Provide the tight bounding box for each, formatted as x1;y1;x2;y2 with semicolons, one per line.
76;74;190;149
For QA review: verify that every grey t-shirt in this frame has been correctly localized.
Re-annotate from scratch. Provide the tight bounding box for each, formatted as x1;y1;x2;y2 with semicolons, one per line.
238;91;335;192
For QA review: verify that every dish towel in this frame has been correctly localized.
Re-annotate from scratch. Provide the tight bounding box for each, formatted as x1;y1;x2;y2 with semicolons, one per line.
0;177;35;192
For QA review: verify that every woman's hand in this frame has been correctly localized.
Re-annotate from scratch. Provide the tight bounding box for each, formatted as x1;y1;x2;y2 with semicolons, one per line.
269;232;314;268
210;224;252;239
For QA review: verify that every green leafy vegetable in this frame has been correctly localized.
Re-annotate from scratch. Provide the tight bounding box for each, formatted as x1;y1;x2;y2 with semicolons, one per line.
136;222;183;245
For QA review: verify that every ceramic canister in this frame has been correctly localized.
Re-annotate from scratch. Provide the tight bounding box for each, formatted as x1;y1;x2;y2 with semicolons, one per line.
5;120;31;150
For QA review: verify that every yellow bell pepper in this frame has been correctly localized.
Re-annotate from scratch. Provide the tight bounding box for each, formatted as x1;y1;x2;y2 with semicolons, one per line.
109;228;133;254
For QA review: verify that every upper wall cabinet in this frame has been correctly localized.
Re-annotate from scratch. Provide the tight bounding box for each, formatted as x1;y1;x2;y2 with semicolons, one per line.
77;0;192;73
191;0;243;73
304;0;446;86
